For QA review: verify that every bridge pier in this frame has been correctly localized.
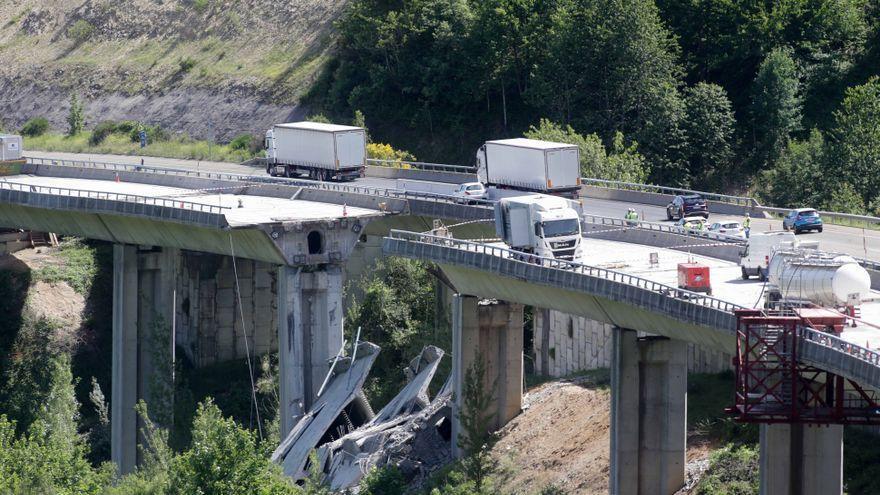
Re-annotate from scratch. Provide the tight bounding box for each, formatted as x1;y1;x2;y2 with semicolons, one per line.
451;295;523;457
610;329;687;495
277;264;345;437
759;424;843;495
111;244;179;476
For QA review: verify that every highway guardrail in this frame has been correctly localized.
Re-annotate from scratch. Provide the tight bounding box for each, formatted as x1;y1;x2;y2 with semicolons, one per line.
24;157;495;209
387;229;744;314
0;180;228;214
367;158;475;174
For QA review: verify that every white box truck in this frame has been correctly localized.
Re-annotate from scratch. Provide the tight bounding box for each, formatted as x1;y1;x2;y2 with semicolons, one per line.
265;122;366;181
476;138;581;198
495;194;583;261
0;134;22;162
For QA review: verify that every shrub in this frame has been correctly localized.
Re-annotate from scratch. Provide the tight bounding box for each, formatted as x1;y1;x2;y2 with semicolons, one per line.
178;57;196;73
359;466;406;495
129;124;169;145
88;121;117;146
114;120;139;134
67;19;95;43
229;133;254;151
366;142;416;162
20;117;49;137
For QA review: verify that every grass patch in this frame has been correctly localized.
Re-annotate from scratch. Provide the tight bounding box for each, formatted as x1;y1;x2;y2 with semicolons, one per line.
689;371;757;444
693;443;759;495
525;367;610;390
25;131;259;163
32;238;99;295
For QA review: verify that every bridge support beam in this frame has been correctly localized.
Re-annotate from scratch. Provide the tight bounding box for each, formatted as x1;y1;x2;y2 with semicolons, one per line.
759;424;843;495
451;295;523;458
610;329;687;495
277;264;345;438
111;245;179;476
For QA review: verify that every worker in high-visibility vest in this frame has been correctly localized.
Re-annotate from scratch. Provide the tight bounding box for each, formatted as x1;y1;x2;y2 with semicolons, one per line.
625;208;638;225
743;213;751;238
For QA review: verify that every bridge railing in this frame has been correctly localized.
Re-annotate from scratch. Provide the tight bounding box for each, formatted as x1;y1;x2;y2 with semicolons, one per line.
0;180;229;214
25;156;496;209
387;229;744;314
799;327;880;367
366;158;475;174
582;214;747;245
581;178;756;207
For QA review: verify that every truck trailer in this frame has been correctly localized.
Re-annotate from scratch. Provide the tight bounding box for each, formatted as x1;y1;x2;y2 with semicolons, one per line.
495;194;584;261
265;122;366;181
476;138;581;198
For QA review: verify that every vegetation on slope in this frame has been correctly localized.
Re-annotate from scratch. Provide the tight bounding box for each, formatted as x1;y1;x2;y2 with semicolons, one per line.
305;0;880;215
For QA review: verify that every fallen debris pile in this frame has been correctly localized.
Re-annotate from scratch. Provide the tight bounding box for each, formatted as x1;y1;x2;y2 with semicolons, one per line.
273;343;453;491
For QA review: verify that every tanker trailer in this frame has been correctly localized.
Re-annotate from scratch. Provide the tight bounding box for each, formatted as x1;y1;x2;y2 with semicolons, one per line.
768;254;870;306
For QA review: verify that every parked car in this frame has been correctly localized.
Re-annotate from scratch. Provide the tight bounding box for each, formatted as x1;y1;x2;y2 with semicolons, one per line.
453;182;487;203
676;216;707;232
708;221;745;238
782;208;823;234
667;194;709;221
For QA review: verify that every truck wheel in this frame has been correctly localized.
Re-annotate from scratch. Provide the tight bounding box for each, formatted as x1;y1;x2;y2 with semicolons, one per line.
667;209;673;221
284;167;291;178
741;267;749;280
818;226;823;233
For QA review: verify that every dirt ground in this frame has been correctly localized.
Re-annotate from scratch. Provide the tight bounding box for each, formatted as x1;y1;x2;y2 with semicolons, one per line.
491;378;715;494
2;246;86;342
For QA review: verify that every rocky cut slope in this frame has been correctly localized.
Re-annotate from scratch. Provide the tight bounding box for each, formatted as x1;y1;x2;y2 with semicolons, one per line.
0;0;347;140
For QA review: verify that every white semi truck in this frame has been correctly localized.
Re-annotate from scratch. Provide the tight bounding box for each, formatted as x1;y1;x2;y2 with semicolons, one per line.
476;138;581;199
265;122;366;181
495;194;584;261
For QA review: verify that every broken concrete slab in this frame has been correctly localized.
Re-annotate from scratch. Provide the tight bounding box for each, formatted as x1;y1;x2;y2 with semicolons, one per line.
271;341;380;479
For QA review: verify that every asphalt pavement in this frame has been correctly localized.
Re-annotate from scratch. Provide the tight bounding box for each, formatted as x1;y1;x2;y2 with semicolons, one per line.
25;150;880;260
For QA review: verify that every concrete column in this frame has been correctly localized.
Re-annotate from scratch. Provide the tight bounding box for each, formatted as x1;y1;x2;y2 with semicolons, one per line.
760;424;843;495
277;264;344;438
610;329;687;495
111;245;179;476
111;244;138;476
451;295;524;458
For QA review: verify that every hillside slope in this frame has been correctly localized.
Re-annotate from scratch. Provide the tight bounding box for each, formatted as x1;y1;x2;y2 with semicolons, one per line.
0;0;346;140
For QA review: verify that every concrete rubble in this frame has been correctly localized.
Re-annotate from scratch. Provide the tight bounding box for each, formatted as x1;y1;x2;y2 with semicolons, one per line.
272;343;453;491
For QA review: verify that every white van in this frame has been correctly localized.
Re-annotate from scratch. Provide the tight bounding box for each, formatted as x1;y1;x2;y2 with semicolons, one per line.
740;232;797;280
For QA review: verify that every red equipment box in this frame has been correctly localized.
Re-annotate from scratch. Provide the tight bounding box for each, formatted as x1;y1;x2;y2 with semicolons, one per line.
678;262;711;294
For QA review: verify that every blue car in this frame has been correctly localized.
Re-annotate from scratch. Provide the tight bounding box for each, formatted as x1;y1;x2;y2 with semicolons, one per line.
782;208;823;234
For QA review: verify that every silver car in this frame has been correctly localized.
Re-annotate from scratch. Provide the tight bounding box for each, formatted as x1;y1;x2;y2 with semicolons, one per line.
708;221;744;238
453;182;487;203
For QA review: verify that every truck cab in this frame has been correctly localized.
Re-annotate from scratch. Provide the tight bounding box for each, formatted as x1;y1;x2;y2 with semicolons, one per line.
495;194;584;261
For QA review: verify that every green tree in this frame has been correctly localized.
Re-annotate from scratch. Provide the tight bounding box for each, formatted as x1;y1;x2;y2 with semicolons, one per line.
347;257;438;407
828;77;880;206
524;119;647;183
824;182;865;214
751;48;802;170
67;93;85;137
359;466;406;495
759;129;826;208
0;356;112;495
457;355;497;494
682;82;737;188
527;0;687;184
169;399;298;495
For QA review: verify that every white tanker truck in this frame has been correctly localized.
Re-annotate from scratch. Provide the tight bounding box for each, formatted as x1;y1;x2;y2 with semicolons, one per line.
767;250;871;307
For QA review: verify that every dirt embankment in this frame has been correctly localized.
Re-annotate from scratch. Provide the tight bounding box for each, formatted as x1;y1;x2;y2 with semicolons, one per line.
1;246;87;349
0;0;348;140
491;378;715;494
